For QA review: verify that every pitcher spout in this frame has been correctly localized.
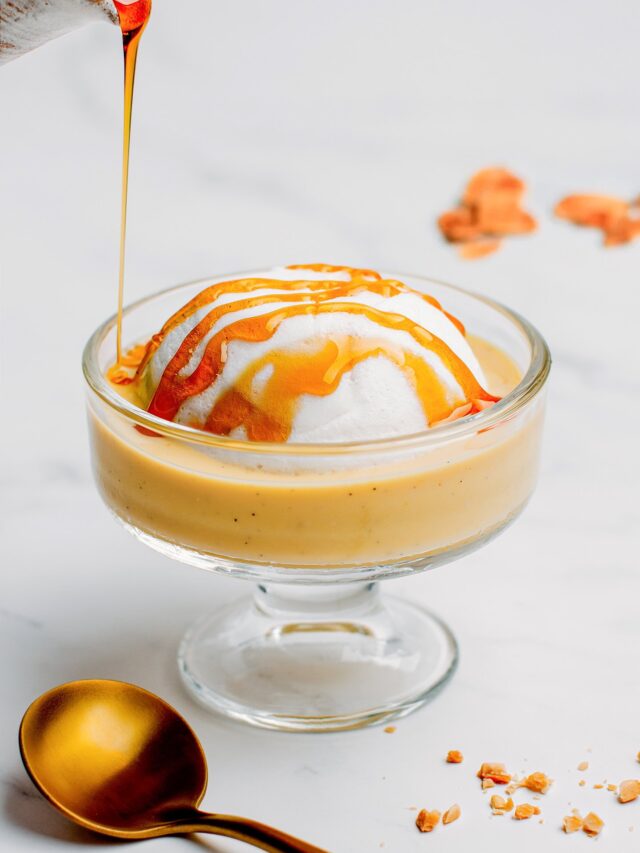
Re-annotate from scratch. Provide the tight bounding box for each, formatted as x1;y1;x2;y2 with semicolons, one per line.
0;0;118;65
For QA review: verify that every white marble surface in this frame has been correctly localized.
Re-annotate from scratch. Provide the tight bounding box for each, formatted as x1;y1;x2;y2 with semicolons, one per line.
1;1;639;850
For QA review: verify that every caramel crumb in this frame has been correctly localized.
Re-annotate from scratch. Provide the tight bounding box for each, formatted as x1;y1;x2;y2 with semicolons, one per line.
582;812;604;837
618;780;640;804
579;780;586;787
555;193;640;247
607;784;618;792
477;762;512;785
637;751;640;763
522;771;552;794
482;778;496;790
107;368;133;385
593;784;604;789
458;239;502;260
490;795;514;814
563;814;583;834
107;343;147;385
446;749;464;764
577;761;589;772
514;803;541;820
383;726;396;734
416;809;441;833
438;168;536;259
442;804;461;825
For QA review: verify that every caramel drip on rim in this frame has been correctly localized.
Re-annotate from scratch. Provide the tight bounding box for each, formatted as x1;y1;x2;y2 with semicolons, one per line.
107;342;148;385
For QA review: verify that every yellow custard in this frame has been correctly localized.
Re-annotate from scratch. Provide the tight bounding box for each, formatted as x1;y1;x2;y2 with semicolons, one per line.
88;333;543;569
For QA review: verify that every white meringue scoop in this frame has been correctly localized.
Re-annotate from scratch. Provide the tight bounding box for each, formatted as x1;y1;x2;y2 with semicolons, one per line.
110;264;499;443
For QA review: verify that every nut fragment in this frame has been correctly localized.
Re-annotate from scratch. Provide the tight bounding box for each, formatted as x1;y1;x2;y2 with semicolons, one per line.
555;194;628;228
446;750;463;764
490;795;514;814
563;814;583;833
458;239;501;260
438;168;536;259
383;726;396;734
582;812;604;837
577;761;589;771
555;193;640;247
618;780;640;804
416;810;441;833
514;803;541;820
442;804;461;825
477;762;512;785
522;771;552;794
482;778;496;790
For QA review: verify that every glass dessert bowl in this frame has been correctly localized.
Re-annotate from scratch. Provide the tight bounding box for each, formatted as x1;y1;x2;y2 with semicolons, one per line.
83;267;550;732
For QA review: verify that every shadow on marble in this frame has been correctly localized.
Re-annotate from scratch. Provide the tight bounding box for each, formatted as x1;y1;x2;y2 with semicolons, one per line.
3;772;235;851
3;774;115;846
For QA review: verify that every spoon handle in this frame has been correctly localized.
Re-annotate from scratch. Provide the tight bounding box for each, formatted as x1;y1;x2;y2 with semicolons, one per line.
171;811;329;853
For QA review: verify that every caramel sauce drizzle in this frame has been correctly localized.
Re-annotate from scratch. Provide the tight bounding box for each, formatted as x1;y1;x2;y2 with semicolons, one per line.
124;264;466;381
207;338;453;441
109;266;499;441
114;0;152;364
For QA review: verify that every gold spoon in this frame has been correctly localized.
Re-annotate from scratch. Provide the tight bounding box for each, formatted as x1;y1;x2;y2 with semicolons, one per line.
19;679;328;853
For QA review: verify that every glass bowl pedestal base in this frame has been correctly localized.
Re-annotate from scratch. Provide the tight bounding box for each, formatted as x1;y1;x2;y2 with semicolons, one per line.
178;581;457;732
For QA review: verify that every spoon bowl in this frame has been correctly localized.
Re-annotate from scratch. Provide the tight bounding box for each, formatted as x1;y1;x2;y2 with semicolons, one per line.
20;680;326;852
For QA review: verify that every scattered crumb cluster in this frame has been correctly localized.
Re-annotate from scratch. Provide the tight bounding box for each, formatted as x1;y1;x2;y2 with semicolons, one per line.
437;168;640;259
555;194;640;247
409;745;640;838
562;810;604;837
437;168;536;259
416;804;461;833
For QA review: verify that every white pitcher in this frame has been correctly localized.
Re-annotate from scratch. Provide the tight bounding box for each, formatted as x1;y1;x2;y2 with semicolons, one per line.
0;0;118;65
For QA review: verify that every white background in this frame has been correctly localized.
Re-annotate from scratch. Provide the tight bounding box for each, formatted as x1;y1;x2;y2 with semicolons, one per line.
1;1;639;850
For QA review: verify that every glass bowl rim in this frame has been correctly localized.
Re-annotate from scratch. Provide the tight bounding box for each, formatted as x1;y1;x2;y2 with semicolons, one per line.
82;268;551;457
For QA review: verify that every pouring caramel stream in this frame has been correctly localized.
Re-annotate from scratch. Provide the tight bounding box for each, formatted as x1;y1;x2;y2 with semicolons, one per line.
114;0;152;363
